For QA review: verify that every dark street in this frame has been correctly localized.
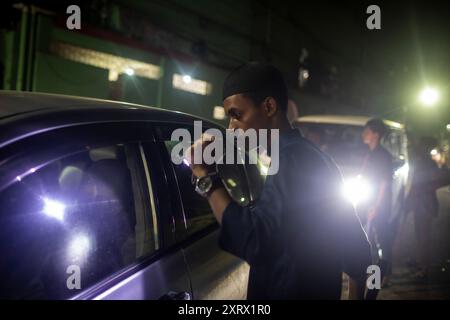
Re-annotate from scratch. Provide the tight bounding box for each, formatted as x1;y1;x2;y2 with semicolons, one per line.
1;0;449;305
378;186;450;299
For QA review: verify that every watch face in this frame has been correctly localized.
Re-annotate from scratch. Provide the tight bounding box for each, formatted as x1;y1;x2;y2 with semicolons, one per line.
197;176;213;193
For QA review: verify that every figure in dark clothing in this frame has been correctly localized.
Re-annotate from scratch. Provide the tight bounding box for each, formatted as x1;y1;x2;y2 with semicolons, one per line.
406;137;441;279
187;62;371;299
359;118;393;298
219;129;371;299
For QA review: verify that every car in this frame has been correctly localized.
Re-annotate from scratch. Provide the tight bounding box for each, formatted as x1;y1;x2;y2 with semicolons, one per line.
293;115;410;234
0;90;253;300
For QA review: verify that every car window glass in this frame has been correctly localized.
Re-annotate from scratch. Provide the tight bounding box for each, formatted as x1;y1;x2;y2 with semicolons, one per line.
382;130;400;159
0;143;155;299
296;123;366;167
160;125;268;237
164;140;217;236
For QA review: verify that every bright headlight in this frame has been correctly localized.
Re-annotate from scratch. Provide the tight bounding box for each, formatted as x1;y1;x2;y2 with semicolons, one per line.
341;175;371;206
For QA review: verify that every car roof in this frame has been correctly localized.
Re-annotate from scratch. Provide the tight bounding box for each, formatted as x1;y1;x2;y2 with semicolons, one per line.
0;91;128;118
294;114;404;129
0;91;221;148
0;90;210;121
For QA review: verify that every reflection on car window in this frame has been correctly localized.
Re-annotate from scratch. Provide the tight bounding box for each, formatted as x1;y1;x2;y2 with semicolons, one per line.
164;141;216;237
0;144;153;299
381;130;401;159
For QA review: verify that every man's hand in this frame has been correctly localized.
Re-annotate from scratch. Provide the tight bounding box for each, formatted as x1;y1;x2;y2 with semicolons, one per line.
185;133;214;178
185;133;233;224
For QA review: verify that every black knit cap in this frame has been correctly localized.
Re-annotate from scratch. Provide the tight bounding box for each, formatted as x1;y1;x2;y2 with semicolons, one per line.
222;61;288;108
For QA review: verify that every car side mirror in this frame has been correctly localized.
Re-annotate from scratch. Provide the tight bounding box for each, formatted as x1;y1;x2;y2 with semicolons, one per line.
216;144;267;207
216;163;251;206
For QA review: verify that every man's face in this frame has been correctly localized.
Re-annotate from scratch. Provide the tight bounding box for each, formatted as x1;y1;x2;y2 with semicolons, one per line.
223;94;269;132
362;127;379;145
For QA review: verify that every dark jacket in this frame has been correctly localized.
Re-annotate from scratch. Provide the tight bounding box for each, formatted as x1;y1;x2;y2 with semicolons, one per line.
360;145;393;224
219;129;371;299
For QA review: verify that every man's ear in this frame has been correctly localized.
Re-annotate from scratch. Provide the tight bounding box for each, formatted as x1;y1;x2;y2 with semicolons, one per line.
264;97;278;117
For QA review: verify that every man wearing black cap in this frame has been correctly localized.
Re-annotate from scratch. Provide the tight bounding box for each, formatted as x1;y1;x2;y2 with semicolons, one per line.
189;62;371;299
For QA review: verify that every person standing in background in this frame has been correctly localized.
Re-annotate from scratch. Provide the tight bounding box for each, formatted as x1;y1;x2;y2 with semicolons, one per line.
406;137;441;280
360;119;393;299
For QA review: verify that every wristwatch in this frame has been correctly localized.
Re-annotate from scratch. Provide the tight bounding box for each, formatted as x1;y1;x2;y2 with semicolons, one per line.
192;172;223;197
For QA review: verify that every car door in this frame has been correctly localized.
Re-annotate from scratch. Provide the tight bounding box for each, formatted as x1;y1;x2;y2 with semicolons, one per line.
150;123;250;300
0;121;191;300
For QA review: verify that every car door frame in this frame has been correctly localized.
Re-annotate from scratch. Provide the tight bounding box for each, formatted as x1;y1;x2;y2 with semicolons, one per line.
0;119;193;300
74;120;193;300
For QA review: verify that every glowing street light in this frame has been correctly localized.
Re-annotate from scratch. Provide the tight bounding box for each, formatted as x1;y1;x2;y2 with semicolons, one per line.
124;67;134;76
419;87;439;106
182;75;192;84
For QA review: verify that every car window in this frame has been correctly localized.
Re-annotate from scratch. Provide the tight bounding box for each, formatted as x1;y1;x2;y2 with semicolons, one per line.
164;140;217;236
382;130;401;159
0;142;155;299
158;124;267;239
156;124;222;238
296;123;367;167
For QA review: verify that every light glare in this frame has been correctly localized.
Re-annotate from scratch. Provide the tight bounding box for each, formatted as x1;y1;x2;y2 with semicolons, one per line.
182;75;192;83
124;68;134;76
394;163;409;178
419;87;439;106
42;198;65;221
342;175;371;206
68;234;91;262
